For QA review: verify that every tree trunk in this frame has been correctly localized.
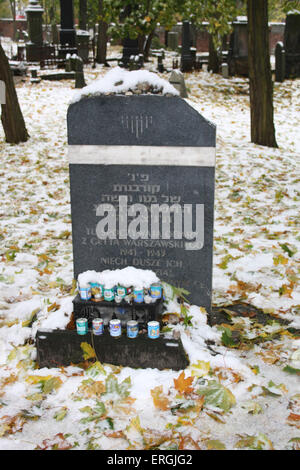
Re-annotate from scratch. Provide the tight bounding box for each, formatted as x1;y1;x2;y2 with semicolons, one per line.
138;34;145;55
96;0;108;64
144;29;155;62
247;0;278;148
79;0;87;31
0;42;29;144
208;35;220;73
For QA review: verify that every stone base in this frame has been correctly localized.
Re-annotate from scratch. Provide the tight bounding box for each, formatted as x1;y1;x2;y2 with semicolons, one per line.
36;329;189;371
228;56;249;77
180;55;194;73
57;46;78;63
285;54;300;78
40;71;75;81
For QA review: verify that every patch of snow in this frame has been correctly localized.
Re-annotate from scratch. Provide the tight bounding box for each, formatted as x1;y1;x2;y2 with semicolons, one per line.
77;266;159;290
71;67;179;103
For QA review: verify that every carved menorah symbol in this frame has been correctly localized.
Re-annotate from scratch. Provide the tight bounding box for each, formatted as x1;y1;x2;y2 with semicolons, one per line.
121;114;153;139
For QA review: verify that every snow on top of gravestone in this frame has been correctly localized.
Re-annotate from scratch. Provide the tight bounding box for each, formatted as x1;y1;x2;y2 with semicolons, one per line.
70;67;179;104
77;267;159;290
287;9;300;15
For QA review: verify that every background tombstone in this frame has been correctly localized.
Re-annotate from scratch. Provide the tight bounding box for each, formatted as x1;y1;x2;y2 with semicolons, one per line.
120;37;140;68
275;41;285;82
67;88;216;313
76;30;90;64
59;0;77;59
284;11;300;78
119;4;140;68
25;0;47;62
74;55;86;88
221;62;229;79
157;53;164;72
168;31;179;51
169;70;188;98
181;21;194;72
228;16;249;76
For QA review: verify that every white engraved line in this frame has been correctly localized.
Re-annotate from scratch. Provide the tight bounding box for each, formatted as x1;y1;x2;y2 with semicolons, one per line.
68;145;216;167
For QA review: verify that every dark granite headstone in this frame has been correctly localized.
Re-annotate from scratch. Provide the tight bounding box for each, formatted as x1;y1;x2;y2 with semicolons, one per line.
25;0;50;62
228;17;249;76
76;30;90;64
284;12;300;78
67;94;216;313
181;21;193;72
120;37;140;68
59;0;76;47
168;31;179;51
58;0;77;61
275;41;286;82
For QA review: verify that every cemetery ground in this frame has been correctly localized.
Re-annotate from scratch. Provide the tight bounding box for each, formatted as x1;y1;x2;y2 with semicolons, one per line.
0;47;299;450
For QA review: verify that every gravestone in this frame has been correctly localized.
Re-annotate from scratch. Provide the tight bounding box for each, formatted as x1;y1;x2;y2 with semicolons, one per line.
74;56;86;89
25;0;51;62
58;0;77;60
181;21;193;72
221;62;229;79
30;68;41;83
168;31;179;51
119;5;140;68
228;17;249;76
284;11;300;78
275;42;285;82
120;37;140;68
67;84;216;313
157;54;164;73
76;30;90;64
169;70;188;98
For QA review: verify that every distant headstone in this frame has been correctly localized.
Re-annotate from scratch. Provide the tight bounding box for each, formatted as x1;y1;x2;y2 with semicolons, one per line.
25;0;46;62
228;16;249;76
168;31;179;51
221;62;229;79
58;0;77;59
30;68;41;83
157;54;164;73
67;90;216;312
76;30;90;64
59;0;76;47
65;55;72;72
181;21;193;72
120;38;140;68
284;11;300;78
74;56;86;89
169;70;188;98
275;42;285;82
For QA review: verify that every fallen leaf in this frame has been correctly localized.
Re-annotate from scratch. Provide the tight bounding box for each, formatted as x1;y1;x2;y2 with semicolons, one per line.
78;379;105;398
179;435;200;450
174;371;194;396
151;386;170;411
206;439;226;450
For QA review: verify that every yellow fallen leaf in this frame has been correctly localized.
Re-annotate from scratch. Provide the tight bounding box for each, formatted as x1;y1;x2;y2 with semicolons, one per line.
151;386;170;411
26;375;53;385
174;371;194;395
189;361;210;377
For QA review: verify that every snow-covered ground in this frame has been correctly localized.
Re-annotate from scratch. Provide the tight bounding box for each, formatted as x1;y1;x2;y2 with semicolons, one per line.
0;47;299;450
